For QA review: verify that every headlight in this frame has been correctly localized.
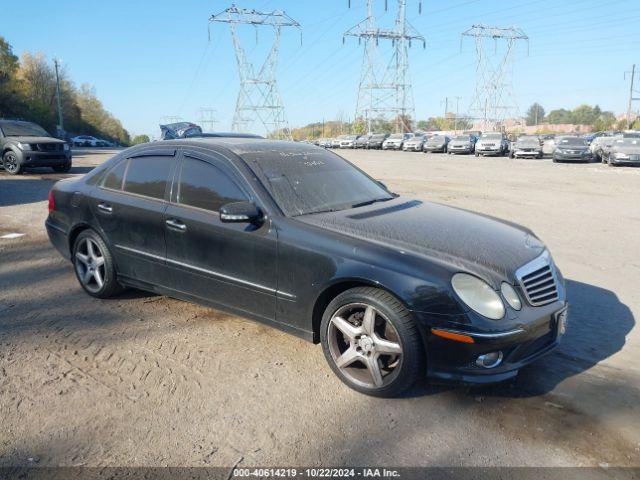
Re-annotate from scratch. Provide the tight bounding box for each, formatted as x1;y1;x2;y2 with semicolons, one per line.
18;142;32;150
614;152;629;159
500;282;522;311
451;273;505;320
63;144;70;151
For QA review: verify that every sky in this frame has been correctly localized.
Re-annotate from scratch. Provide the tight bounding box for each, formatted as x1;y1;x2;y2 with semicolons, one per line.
3;0;639;137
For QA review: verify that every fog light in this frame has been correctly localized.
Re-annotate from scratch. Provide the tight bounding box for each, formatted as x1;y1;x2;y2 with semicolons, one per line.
476;351;503;369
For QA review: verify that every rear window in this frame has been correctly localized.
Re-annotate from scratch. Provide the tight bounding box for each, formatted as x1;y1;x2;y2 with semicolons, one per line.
102;160;128;190
123;156;173;199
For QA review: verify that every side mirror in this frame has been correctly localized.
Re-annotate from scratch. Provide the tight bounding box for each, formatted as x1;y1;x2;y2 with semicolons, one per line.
220;201;262;224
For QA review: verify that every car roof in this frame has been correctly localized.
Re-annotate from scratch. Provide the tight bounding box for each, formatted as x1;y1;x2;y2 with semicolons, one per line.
156;137;319;157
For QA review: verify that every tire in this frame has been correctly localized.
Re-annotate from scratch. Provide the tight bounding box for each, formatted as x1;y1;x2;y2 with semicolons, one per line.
510;152;515;159
2;150;23;175
537;152;543;159
320;287;424;397
475;152;480;157
53;162;72;173
72;229;124;298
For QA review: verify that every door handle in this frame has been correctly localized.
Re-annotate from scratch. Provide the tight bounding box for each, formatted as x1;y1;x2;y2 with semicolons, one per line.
97;203;113;214
166;218;187;232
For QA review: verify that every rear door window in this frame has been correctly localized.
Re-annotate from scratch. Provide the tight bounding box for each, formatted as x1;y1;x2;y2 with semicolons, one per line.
101;160;128;190
123;156;173;200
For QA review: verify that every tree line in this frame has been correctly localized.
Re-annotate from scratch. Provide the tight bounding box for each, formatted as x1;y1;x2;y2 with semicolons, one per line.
0;36;130;145
525;102;634;131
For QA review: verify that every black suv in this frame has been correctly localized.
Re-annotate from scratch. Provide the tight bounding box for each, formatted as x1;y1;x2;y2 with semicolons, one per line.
0;119;72;175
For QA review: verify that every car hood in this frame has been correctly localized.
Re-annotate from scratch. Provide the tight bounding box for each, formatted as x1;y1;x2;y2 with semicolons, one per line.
450;141;471;146
8;136;65;144
558;145;588;151
296;198;544;286
516;143;541;149
613;145;640;154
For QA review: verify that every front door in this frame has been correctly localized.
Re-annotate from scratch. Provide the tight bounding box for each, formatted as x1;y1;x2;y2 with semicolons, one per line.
163;151;277;321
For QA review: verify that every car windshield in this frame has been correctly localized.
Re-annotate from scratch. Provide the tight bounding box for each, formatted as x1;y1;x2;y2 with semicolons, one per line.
371;134;386;139
518;136;540;145
620;138;640;146
344;135;357;141
0;121;50;137
559;137;587;146
454;135;470;141
482;133;502;139
243;146;394;216
389;134;403;139
428;136;445;142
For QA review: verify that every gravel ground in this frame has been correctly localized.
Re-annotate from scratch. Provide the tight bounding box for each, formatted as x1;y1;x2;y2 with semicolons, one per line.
0;148;639;468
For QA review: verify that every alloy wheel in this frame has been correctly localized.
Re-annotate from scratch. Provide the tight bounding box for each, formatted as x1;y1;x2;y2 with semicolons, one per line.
4;152;19;173
327;303;403;388
75;238;106;293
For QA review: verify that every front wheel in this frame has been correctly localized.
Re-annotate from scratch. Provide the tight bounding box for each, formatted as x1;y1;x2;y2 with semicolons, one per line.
3;151;23;175
53;162;72;173
73;230;124;298
320;287;424;397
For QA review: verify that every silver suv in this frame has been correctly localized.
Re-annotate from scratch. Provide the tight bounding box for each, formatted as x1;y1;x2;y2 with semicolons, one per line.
475;132;508;157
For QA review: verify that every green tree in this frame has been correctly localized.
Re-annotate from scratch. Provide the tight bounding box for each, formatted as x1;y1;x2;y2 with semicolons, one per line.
545;109;573;124
131;134;150;145
0;36;25;118
525;103;545;126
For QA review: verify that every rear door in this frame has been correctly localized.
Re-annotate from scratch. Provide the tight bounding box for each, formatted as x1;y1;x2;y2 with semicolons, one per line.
91;148;177;286
163;150;278;320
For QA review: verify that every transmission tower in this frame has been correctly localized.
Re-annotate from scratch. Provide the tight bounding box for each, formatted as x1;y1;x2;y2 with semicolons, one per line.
461;24;528;131
345;0;425;133
209;4;301;140
197;107;219;132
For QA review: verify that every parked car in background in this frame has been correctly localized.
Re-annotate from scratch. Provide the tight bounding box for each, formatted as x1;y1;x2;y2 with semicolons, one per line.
402;134;427;152
340;135;359;149
447;134;477;155
355;135;371;149
0;119;72;175
605;137;640;166
553;137;594;163
71;135;102;147
589;135;615;162
366;133;389;149
511;135;543;159
383;133;413;150
46;137;567;397
475;132;508;157
423;135;450;153
541;135;557;156
318;138;332;148
331;136;346;148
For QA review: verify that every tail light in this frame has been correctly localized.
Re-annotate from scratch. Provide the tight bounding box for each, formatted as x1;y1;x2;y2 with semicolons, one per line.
48;190;55;213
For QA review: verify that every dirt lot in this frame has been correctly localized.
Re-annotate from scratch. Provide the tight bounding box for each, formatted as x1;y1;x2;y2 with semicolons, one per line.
1;148;639;468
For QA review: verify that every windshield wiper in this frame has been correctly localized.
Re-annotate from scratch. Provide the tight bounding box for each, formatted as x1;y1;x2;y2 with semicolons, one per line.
351;197;394;209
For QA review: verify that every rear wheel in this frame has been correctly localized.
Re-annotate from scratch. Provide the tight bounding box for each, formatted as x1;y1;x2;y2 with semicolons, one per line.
320;287;424;397
3;151;23;175
73;230;123;298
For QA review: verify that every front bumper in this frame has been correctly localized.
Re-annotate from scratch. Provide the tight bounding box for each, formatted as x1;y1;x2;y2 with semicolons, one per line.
417;300;568;384
383;143;402;150
514;149;542;158
424;145;446;152
403;144;423;151
19;149;71;167
449;146;472;154
476;147;502;156
554;152;592;162
609;155;640;166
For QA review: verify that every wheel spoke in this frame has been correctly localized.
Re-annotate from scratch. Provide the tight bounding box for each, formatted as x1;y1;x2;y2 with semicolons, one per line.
362;306;376;335
86;240;96;260
335;346;361;368
366;355;384;387
93;268;104;288
94;256;105;267
83;268;93;285
331;316;361;341
373;336;402;355
76;253;89;265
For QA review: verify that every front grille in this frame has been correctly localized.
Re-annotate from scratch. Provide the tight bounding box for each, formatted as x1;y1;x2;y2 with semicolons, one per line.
516;252;559;306
35;143;63;152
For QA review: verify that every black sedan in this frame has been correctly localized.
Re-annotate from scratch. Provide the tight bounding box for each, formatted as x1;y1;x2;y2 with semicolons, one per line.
553;137;594;163
46;138;568;397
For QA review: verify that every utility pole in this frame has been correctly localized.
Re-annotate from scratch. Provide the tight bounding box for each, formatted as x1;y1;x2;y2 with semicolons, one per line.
209;4;301;140
626;64;638;130
53;58;64;133
197;107;219;132
345;0;425;134
454;96;461;132
442;97;449;118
